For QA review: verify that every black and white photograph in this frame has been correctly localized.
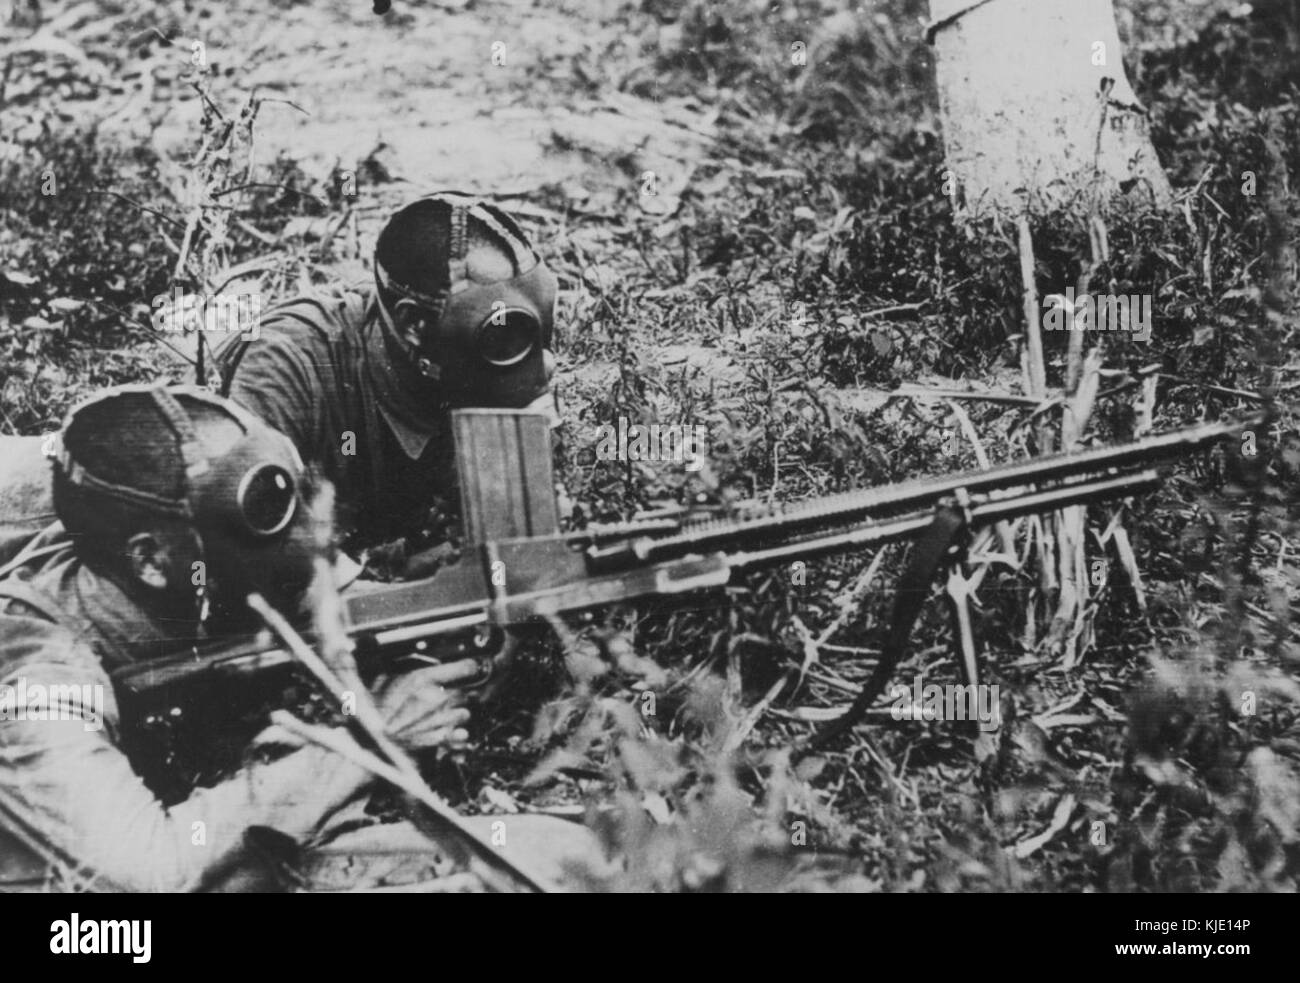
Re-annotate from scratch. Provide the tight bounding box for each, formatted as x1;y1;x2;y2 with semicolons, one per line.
0;0;1295;937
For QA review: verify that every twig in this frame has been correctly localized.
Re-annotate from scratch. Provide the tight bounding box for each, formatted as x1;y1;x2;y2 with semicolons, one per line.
892;384;1039;406
723;672;790;754
818;549;888;646
1158;375;1269;403
247;594;549;894
859;735;917;807
944;398;1016;559
255;95;311;117
1017;214;1047;404
1244;601;1300;642
188;78;228;123
860;302;926;320
85;188;184;229
211;182;330;206
269;711;547;893
84;299;197;368
247;595;416;778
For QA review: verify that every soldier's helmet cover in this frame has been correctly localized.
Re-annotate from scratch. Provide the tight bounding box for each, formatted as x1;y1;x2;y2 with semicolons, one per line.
373;191;557;409
49;384;318;619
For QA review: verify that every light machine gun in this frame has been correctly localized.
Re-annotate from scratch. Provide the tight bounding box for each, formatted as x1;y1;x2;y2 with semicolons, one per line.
114;409;1254;749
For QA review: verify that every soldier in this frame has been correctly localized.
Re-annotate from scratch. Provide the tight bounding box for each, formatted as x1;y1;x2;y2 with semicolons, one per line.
212;191;560;578
0;384;480;891
0;434;53;567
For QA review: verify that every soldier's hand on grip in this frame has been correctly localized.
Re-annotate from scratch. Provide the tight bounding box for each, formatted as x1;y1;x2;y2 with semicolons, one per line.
372;665;474;751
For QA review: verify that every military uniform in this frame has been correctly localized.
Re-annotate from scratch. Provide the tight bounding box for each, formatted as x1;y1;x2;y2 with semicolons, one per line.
0;530;369;892
0;529;604;893
213;285;461;554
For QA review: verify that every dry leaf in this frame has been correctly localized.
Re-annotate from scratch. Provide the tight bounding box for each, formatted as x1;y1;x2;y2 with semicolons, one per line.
1012;793;1076;859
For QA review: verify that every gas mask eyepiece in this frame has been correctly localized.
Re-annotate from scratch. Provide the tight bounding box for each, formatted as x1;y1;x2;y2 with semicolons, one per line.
477;306;539;367
234;463;298;537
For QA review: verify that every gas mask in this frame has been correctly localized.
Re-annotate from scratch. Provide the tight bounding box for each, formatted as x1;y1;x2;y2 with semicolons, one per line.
373;193;558;410
52;386;319;626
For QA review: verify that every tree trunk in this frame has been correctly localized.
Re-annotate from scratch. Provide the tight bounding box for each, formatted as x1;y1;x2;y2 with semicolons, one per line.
926;0;1172;664
929;0;1172;219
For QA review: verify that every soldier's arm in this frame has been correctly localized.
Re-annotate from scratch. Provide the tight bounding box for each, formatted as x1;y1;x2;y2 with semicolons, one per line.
0;646;369;892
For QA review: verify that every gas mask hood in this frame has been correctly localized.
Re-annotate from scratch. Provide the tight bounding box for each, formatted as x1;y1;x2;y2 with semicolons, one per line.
52;385;319;623
373;192;558;410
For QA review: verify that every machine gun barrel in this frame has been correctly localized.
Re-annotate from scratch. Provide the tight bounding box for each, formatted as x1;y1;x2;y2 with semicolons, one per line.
726;467;1163;571
587;417;1245;569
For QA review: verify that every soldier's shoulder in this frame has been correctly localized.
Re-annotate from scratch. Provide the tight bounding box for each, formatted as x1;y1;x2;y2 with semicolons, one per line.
0;588;100;683
258;284;372;348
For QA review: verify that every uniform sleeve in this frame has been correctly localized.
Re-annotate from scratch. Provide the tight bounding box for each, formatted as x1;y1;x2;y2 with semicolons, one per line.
0;631;369;892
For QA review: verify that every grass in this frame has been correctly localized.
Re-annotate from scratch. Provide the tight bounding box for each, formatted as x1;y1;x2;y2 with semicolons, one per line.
1;0;1298;891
